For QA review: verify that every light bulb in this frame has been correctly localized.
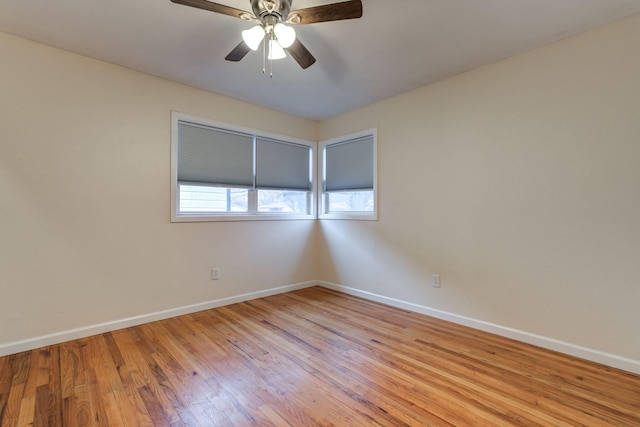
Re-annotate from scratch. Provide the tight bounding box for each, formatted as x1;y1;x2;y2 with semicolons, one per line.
242;25;265;51
274;23;296;48
268;39;286;60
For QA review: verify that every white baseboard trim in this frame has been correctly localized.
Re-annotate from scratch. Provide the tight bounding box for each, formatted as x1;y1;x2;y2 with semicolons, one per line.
0;281;319;357
4;280;639;375
318;281;640;375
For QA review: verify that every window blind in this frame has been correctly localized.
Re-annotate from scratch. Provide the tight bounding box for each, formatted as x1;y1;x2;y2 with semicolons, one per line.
325;135;374;192
256;138;311;191
177;121;254;187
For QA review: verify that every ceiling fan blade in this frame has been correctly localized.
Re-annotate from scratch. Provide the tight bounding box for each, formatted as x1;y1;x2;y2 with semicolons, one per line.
290;0;362;25
286;39;316;69
225;42;251;62
170;0;249;19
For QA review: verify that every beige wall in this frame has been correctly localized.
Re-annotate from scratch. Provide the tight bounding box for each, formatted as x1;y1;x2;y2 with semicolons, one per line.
2;12;639;367
0;32;318;345
318;14;640;362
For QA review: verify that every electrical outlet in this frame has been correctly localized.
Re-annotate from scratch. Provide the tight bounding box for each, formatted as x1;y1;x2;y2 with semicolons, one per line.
211;268;221;280
432;274;441;288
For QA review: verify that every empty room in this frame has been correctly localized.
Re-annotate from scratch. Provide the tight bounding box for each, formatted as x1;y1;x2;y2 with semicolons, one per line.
1;0;639;425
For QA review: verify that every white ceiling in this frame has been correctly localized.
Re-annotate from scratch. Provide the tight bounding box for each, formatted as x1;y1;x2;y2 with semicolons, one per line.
1;0;640;120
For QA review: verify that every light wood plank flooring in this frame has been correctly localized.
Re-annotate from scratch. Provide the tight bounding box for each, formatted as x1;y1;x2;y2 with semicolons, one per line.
1;286;639;426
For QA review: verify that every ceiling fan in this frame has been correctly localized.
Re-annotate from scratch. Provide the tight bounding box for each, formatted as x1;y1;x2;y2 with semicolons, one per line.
170;0;363;71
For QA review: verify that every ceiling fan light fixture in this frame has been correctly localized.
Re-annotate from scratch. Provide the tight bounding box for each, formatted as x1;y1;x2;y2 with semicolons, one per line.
273;23;296;48
268;39;286;60
171;0;364;71
242;25;265;51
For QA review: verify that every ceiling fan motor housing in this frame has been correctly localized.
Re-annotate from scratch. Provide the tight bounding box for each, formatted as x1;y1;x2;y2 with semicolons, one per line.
250;0;292;22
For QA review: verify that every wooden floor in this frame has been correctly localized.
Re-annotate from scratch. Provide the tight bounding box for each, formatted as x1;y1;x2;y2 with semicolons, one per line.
1;287;639;426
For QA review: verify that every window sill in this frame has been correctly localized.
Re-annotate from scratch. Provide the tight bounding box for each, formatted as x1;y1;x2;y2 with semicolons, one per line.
319;212;378;221
171;213;317;222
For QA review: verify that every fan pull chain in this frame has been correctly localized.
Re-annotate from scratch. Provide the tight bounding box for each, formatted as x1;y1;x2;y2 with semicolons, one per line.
262;34;266;75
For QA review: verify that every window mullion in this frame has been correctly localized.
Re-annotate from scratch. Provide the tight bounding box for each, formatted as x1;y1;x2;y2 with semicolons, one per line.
249;135;257;214
248;189;258;213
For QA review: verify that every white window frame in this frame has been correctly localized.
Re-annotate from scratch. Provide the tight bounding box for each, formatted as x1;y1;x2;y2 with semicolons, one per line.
171;111;317;222
319;128;378;220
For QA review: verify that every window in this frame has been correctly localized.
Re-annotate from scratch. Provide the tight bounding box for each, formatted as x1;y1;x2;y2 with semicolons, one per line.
171;112;316;221
319;129;377;220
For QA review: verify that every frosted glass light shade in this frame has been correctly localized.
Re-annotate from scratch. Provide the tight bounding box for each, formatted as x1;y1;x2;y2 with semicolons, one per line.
268;39;286;60
242;25;265;51
274;23;296;48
